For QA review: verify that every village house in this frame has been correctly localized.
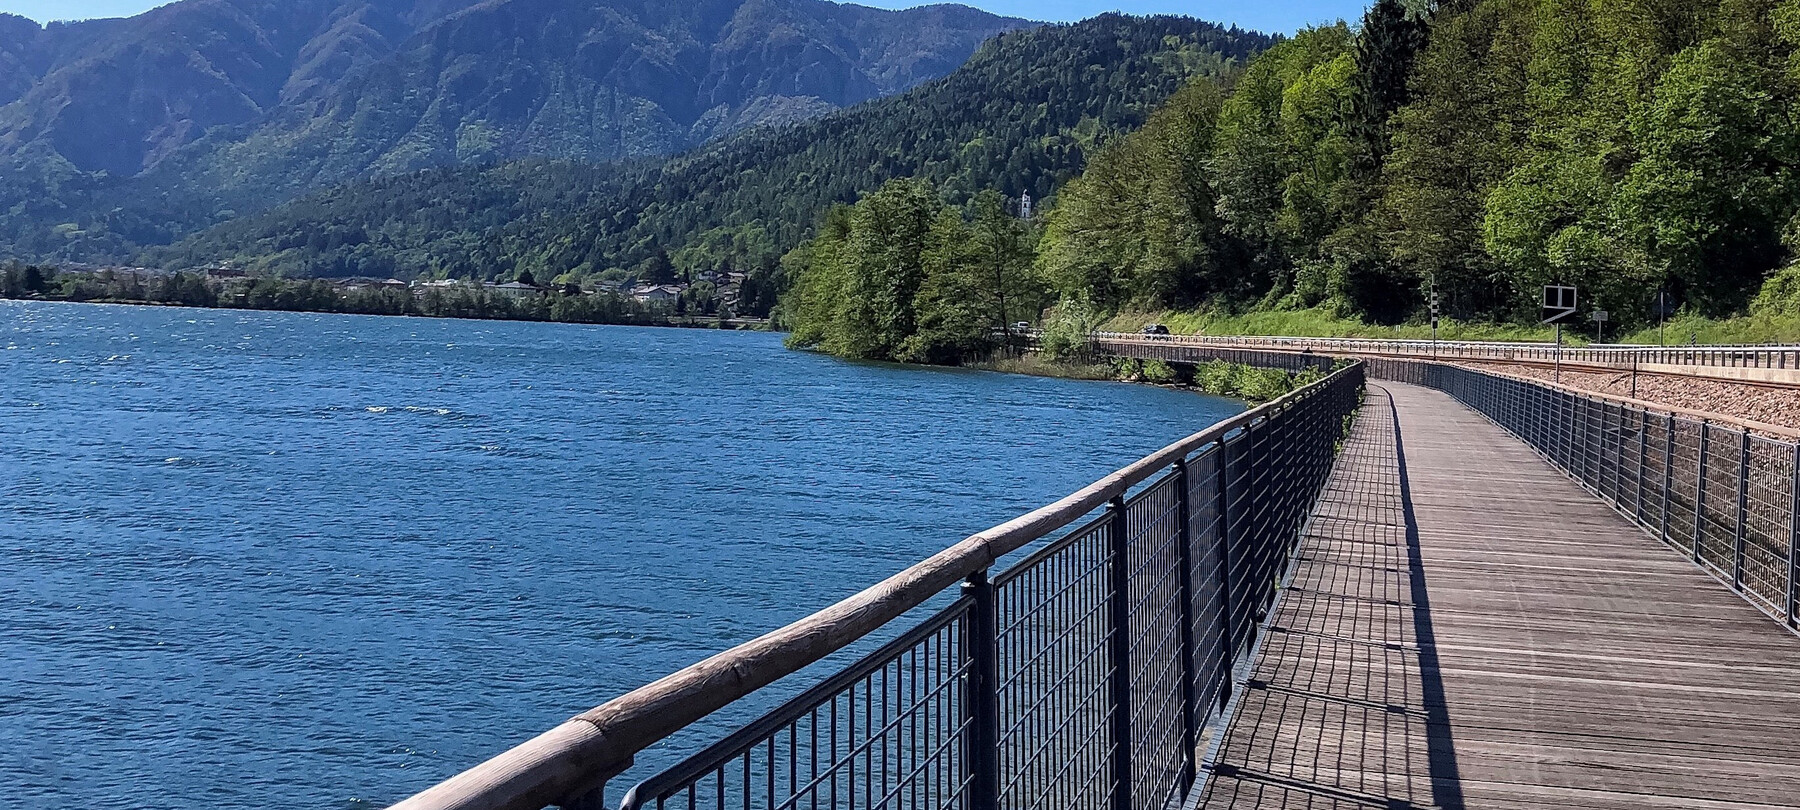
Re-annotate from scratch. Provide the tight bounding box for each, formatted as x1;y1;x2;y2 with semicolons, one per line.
631;284;682;304
411;278;462;298
493;281;541;298
718;282;743;313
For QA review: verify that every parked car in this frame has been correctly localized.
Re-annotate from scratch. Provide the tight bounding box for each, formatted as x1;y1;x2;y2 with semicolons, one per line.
1142;323;1171;336
1013;321;1031;331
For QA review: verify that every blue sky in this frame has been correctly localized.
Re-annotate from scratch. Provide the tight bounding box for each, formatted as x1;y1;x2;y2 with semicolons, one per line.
1;0;1368;34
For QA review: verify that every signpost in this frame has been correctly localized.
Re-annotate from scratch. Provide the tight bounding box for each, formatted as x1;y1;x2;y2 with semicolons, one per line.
1653;290;1676;346
1591;309;1609;344
1429;286;1440;359
1542;285;1578;383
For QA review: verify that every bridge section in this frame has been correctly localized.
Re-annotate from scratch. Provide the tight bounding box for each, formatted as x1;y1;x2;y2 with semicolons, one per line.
1199;383;1800;809
393;355;1800;810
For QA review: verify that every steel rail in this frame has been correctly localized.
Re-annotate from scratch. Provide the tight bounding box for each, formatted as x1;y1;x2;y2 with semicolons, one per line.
391;363;1366;810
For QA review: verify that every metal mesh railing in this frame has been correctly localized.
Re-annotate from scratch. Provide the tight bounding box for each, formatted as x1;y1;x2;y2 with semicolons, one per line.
615;367;1365;810
1380;362;1800;632
1094;333;1800;372
618;602;975;810
992;515;1114;810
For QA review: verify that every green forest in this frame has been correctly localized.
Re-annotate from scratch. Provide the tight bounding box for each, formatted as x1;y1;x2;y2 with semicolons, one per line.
788;0;1800;360
0;265;666;326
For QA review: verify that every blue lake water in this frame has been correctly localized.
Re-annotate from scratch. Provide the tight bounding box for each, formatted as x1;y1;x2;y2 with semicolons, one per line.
0;300;1243;809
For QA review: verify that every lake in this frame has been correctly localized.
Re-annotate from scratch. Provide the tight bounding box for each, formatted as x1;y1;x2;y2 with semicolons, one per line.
0;301;1243;809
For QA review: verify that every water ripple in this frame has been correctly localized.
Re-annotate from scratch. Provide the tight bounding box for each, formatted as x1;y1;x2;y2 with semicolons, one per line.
0;300;1242;809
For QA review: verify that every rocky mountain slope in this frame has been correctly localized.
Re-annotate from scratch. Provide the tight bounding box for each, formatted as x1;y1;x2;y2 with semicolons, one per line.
0;0;1027;188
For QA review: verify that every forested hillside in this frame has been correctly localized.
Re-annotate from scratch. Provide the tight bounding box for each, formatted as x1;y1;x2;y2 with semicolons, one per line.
790;0;1800;361
153;14;1275;286
1051;0;1800;327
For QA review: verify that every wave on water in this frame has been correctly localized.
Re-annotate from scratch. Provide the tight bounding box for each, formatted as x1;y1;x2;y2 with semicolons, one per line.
312;404;478;420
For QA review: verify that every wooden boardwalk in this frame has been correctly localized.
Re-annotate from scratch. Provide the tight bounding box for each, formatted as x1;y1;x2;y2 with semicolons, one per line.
1196;382;1800;809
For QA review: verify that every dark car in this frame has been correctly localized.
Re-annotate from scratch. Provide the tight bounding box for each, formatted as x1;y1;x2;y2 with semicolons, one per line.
1142;323;1171;336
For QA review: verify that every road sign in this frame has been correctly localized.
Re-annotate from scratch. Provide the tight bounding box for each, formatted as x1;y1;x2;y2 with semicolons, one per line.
1542;285;1578;325
1591;309;1608;323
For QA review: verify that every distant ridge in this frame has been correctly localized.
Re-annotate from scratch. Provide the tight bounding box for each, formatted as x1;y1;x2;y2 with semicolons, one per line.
0;0;1031;178
0;0;1034;261
152;13;1276;292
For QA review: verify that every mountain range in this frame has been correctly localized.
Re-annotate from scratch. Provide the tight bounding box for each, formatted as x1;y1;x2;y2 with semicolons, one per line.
150;14;1273;285
0;1;1275;284
0;0;1028;181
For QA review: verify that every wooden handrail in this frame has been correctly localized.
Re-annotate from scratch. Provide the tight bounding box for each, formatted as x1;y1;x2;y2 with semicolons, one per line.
391;363;1364;810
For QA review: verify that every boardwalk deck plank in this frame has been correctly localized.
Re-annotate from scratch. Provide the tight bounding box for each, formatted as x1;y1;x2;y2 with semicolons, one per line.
1196;382;1800;809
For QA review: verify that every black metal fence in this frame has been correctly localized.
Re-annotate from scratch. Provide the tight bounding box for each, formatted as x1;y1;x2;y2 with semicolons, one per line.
1373;359;1800;631
614;367;1365;810
1097;332;1800;372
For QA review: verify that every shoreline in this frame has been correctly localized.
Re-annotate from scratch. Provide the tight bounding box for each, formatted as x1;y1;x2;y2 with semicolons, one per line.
0;294;773;331
10;296;1302;405
967;350;1316;405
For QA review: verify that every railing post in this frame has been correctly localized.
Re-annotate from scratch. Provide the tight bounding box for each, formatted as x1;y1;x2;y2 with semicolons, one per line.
1106;496;1133;810
1591;400;1604;494
1173;459;1198;788
1662;413;1675;544
1735;430;1750;591
1593;399;1605;486
1635;409;1648;523
1789;444;1800;629
1695;423;1710;562
1558;392;1572;469
1214;441;1236;710
962;571;1001;810
1602;402;1615;500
